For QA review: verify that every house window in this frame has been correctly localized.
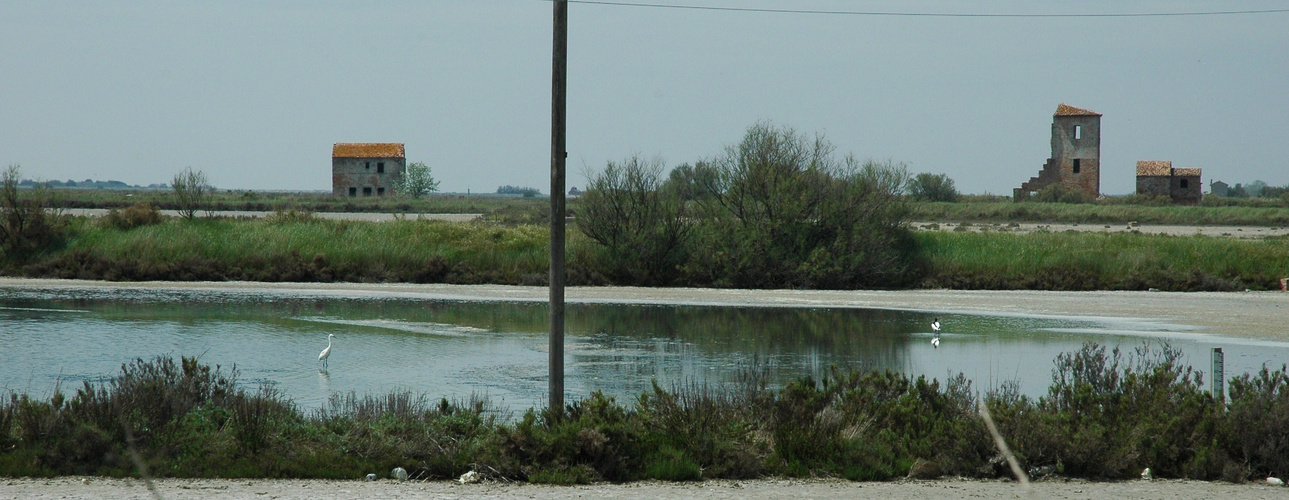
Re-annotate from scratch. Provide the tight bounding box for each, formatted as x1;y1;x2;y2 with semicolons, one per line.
1074;125;1082;140
363;187;373;196
1180;179;1189;189
377;187;385;196
1072;159;1081;174
365;162;371;170
377;162;385;173
348;187;357;197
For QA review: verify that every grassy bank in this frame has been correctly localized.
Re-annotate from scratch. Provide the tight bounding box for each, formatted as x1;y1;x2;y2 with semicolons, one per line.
907;201;1289;226
2;344;1286;482
20;215;561;284
915;231;1289;291
4;215;1286;291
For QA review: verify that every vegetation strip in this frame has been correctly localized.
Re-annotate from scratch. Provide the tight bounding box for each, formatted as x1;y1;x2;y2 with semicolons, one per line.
2;343;1287;483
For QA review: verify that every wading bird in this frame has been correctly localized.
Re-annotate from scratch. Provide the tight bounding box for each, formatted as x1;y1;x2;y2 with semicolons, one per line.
319;334;335;367
931;318;941;348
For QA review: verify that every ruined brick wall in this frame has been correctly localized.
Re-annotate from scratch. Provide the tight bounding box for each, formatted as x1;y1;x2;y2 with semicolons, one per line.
1014;104;1101;200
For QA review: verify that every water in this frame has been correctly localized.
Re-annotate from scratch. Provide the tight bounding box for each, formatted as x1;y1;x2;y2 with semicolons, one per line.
1;285;1285;412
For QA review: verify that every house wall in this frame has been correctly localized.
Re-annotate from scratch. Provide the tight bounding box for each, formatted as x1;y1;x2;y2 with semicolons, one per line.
332;157;405;196
1137;176;1170;197
1172;175;1202;205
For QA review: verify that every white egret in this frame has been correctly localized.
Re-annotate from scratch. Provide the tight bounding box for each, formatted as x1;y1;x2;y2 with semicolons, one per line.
319;334;335;367
931;318;941;348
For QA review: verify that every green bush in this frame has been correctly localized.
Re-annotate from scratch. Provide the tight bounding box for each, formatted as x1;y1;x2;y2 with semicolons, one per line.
906;173;960;202
99;202;163;230
578;155;691;285
0;165;66;263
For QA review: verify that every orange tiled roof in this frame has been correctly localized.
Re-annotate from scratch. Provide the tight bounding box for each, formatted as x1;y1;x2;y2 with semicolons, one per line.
1054;103;1102;117
1136;161;1172;176
1174;167;1202;177
333;143;405;158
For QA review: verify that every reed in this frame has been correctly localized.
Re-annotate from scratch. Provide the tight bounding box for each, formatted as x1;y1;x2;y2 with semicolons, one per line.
908;201;1289;226
916;231;1289;290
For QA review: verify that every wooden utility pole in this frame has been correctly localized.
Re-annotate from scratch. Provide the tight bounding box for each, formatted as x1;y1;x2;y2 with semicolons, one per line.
549;0;568;415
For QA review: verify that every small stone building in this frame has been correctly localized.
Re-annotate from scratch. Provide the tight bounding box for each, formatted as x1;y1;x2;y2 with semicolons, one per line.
332;143;405;197
1136;161;1202;205
1014;103;1102;201
1210;180;1229;197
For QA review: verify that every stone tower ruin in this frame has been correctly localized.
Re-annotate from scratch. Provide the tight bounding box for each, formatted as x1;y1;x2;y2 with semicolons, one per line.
1013;103;1101;200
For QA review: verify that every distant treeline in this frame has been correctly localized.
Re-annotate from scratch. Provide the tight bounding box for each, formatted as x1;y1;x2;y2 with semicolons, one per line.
19;178;165;189
497;185;542;196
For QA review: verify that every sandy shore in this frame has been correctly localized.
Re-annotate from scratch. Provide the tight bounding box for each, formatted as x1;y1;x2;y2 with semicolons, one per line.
1;476;1284;500
4;278;1288;341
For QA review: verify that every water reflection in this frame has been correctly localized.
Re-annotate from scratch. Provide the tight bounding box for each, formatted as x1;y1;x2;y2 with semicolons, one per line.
1;285;1286;412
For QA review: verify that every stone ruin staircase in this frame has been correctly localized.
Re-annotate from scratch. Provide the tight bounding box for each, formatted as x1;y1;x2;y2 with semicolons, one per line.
1014;159;1060;199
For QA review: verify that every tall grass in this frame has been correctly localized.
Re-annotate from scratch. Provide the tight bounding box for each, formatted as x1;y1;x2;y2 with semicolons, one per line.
4;215;1285;291
908;201;1289;226
3;345;1288;482
916;231;1289;290
22;217;566;284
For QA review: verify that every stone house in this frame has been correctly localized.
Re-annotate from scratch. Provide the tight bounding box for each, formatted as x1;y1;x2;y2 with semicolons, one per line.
332;143;405;197
1014;103;1102;200
1136;160;1202;205
1210;180;1229;197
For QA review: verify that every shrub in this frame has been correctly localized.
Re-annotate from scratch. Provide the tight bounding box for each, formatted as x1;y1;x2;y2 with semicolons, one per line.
684;122;915;289
1225;365;1289;478
907;172;960;202
0;165;66;263
100;202;163;230
578;154;692;285
172;167;211;220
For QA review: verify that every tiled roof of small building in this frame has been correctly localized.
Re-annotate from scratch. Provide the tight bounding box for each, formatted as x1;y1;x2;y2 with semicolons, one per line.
1136;161;1172;176
1054;103;1102;116
1173;167;1202;177
333;143;405;158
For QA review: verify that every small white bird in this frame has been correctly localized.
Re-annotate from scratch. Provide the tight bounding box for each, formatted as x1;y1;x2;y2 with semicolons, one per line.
319;333;335;367
931;318;941;348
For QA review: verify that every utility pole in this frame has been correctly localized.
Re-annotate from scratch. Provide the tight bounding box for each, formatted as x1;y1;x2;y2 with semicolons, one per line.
549;0;568;416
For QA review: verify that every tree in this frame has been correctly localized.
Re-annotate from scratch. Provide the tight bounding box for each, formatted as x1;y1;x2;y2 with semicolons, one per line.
1;165;64;261
579;154;691;285
906;172;960;202
396;161;439;198
690;122;913;288
171;167;211;220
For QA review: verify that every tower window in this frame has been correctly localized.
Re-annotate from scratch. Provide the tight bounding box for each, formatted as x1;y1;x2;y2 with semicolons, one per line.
1074;125;1082;140
1072;159;1081;174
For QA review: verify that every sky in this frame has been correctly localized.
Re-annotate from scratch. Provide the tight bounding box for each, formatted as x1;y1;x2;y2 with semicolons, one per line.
2;1;1286;195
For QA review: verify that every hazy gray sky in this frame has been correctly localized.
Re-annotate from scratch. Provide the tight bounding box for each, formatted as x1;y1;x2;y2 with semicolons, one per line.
3;1;1286;195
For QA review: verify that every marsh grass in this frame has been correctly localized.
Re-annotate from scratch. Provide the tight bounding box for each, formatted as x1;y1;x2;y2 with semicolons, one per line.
917;231;1289;290
21;217;565;284
2;347;1288;482
3;215;1285;291
909;201;1289;226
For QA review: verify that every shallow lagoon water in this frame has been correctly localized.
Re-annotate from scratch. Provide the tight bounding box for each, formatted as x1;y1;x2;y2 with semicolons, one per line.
1;285;1285;412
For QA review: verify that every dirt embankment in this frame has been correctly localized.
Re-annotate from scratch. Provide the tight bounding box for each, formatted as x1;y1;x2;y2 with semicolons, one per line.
2;476;1285;500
